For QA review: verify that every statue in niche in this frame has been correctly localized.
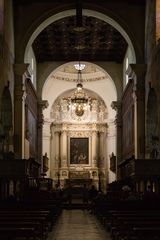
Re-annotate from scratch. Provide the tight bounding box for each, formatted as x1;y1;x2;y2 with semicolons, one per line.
150;135;159;159
109;152;116;172
43;153;49;173
109;152;116;159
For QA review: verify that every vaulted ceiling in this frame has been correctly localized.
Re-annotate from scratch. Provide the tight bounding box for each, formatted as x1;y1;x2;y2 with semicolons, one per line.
32;15;128;63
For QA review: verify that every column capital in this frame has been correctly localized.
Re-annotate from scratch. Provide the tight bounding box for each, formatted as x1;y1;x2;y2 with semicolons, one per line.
91;123;98;131
111;101;121;111
37;101;49;127
111;101;122;127
54;130;60;134
38;100;49;110
61;129;67;134
92;130;97;135
126;64;146;80
98;125;107;133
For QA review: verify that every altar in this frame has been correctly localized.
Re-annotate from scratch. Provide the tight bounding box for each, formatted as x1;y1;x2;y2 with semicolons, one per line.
69;171;90;179
66;171;92;188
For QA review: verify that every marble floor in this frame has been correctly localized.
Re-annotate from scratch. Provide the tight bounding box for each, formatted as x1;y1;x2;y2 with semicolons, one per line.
48;209;112;240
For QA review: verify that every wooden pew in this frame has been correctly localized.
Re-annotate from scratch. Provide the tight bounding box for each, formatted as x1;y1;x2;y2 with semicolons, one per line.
0;227;36;240
0;191;62;239
106;210;160;240
0;209;52;239
0;221;42;240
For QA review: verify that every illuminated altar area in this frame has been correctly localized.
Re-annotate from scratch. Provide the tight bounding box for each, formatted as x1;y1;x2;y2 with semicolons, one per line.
42;62;117;192
49;91;110;191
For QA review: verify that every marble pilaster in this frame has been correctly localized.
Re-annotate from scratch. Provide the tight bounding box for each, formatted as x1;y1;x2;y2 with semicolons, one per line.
60;130;68;168
99;131;104;168
92;130;97;168
55;131;60;168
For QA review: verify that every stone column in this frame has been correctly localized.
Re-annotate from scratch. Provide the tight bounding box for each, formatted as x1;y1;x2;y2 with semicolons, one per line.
50;127;54;179
99;130;104;168
43;119;51;177
92;130;97;168
111;101;122;165
37;100;48;171
127;64;146;159
107;120;116;182
60;129;68;168
55;130;60;168
14;63;29;159
50;127;60;179
98;125;107;192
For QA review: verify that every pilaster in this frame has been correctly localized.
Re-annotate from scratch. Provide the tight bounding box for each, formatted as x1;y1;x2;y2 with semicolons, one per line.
54;131;60;168
37;100;48;171
43;119;51;176
60;129;68;168
111;101;122;166
99;130;104;168
92;130;97;168
127;64;146;159
14;63;29;159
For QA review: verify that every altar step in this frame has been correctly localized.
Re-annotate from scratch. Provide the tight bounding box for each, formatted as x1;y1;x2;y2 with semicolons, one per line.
62;202;88;209
62;197;89;209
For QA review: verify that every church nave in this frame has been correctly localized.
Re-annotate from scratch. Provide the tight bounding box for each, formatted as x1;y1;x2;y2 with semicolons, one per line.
48;209;111;240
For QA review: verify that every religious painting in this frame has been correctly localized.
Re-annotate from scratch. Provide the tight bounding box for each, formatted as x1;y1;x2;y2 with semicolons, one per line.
125;109;133;148
70;138;89;164
25;79;38;159
28;110;37;158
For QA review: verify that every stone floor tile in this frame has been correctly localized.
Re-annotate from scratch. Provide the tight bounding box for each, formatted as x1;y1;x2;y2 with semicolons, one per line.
47;209;111;240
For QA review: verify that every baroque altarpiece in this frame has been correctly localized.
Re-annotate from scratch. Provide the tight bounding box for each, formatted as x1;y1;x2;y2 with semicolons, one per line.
48;90;115;191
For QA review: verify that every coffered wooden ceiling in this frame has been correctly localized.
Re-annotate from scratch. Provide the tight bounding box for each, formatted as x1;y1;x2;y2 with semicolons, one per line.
32;16;128;63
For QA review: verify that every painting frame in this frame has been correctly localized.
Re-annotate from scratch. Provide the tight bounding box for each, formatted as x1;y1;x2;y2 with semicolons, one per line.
70;137;89;165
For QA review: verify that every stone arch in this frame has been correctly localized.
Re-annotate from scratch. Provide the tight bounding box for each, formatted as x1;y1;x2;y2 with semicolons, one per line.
42;61;117;98
38;61;122;101
41;61;117;120
22;9;138;63
21;8;139;101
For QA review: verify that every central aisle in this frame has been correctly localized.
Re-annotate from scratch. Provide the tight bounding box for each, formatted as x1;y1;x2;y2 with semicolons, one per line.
48;209;111;240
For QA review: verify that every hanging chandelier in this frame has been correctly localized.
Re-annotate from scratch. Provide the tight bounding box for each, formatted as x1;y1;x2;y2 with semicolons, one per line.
67;0;91;117
68;63;91;117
